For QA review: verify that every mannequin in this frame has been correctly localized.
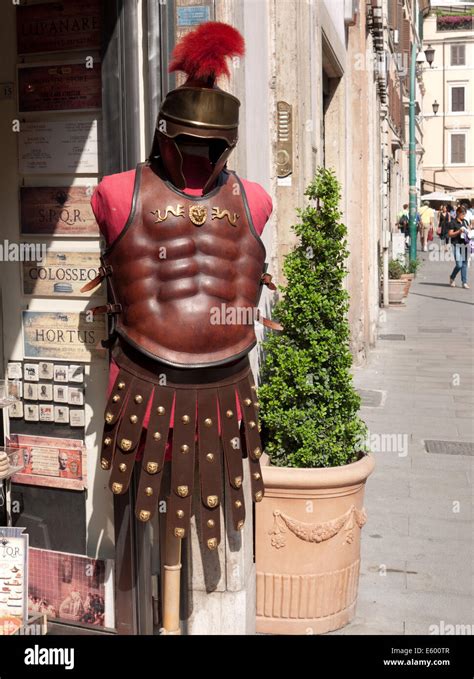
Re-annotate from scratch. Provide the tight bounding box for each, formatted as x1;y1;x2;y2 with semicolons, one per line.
85;22;276;633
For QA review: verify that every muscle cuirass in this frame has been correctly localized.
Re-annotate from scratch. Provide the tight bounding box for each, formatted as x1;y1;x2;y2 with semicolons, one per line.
102;163;267;368
88;162;275;551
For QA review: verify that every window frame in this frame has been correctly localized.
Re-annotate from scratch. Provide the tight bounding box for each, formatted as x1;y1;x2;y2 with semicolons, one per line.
450;44;466;67
449;82;467;113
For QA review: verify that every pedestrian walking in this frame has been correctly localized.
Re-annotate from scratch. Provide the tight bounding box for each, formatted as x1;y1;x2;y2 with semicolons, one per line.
418;201;434;252
397;203;409;237
448;206;470;289
438;204;451;252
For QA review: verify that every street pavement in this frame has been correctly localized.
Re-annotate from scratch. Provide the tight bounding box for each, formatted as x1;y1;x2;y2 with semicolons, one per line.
334;246;473;635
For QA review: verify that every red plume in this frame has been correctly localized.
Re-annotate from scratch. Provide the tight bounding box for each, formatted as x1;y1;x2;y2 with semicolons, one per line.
169;22;245;82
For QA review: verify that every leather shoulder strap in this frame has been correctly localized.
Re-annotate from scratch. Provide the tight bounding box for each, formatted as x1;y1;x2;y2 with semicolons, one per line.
102;163;144;256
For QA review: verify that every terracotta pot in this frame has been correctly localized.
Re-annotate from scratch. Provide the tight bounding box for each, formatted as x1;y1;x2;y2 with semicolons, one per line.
400;274;413;297
256;454;375;635
388;279;406;304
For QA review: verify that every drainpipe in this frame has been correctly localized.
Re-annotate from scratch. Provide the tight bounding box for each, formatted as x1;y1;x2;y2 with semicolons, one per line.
408;37;418;261
433;41;445;191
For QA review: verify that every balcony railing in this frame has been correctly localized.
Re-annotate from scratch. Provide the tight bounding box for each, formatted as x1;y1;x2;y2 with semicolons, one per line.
436;15;474;32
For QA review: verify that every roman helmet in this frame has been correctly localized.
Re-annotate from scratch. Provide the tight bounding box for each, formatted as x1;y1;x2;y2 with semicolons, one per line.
149;22;244;195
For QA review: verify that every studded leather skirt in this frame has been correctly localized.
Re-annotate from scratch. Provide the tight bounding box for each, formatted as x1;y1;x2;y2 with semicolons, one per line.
99;339;265;550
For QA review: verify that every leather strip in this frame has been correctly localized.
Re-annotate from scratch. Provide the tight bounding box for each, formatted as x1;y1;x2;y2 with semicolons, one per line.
80;265;113;293
167;389;197;539
236;377;265;503
218;384;246;531
135;386;174;522
108;377;153;496
197;389;222;549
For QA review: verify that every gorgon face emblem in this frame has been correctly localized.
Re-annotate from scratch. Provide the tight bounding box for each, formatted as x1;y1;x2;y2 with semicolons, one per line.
189;205;208;226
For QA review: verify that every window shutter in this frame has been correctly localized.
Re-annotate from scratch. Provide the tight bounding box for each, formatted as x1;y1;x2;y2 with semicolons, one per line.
451;45;466;66
451;87;465;112
451;134;466;164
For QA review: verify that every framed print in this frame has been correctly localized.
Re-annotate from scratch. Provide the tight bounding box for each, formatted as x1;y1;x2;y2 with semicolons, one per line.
23;364;39;382
17;0;102;55
68;365;84;383
53;365;69;383
0;527;29;635
7;363;22;380
20;187;99;238
38;384;53;401
53;385;68;403
28;548;114;630
69;410;85;428
54;406;70;424
39;405;54;423
9;401;24;419
38;362;54;380
19;120;99;175
24;404;39;422
24;383;38;401
22;250;102;298
18;62;101;113
6;434;87;491
68;387;84;406
22;312;106;362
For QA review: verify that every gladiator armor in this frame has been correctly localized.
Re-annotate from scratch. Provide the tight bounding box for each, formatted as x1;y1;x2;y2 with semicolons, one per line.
85;22;277;551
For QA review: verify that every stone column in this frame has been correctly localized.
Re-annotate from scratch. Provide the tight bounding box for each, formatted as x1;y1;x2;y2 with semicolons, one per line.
180;458;256;635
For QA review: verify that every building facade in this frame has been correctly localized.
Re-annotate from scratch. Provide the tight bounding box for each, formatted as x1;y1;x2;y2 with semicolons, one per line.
422;2;474;194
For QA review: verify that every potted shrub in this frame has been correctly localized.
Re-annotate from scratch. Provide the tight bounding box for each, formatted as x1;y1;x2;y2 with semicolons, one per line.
255;169;374;635
388;258;407;303
400;258;421;296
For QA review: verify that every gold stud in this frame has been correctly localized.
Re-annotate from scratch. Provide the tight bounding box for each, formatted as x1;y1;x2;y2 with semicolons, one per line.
181;414;190;424
234;476;242;488
112;394;120;403
237;520;244;530
255;490;263;502
129;414;138;424
153;431;161;441
157;406;165;415
105;412;113;424
180;444;190;454
145;486;153;497
134;394;143;404
258;423;262;432
176;509;184;518
100;458;110;470
112;482;123;494
248;421;256;430
118;381;126;390
226;409;233;418
206;453;214;462
253;447;262;459
120;438;132;452
103;437;112;446
244;398;252;407
147;461;159;474
139;510;150;522
252;472;261;480
207;538;218;550
234;500;242;508
174;527;185;538
207;519;215;528
177;485;189;498
251;385;257;392
119;463;127;472
204;417;212;427
206;495;218;508
253;402;260;409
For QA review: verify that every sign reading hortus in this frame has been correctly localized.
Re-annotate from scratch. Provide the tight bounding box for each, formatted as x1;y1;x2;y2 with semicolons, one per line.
22;311;106;361
20;187;99;237
17;0;102;55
